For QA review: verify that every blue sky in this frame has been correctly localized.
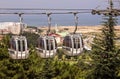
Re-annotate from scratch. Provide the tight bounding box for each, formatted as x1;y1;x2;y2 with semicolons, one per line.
0;0;108;9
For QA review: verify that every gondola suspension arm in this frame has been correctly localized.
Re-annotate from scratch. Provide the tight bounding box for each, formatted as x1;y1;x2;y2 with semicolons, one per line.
73;12;78;34
18;13;24;35
47;13;52;35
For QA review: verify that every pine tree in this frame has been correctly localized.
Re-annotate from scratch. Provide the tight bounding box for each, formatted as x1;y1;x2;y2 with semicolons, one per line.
88;15;120;79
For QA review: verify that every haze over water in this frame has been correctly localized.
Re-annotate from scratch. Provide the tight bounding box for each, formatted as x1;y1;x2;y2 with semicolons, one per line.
0;14;120;27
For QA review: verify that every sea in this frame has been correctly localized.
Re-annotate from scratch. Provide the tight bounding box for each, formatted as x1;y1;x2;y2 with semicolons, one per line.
0;14;120;27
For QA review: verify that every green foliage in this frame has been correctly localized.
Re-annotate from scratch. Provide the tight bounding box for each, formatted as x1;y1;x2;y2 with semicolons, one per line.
22;32;39;47
88;15;120;79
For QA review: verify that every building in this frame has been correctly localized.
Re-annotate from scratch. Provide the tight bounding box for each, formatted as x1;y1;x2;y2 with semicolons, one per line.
24;28;37;33
48;33;62;44
0;22;27;35
48;31;69;44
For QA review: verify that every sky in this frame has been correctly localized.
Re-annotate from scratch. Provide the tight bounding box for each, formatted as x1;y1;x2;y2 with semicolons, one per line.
0;0;109;9
0;0;119;26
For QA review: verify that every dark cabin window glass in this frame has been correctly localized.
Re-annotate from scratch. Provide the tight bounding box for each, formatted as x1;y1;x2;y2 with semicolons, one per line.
22;40;25;51
12;40;16;50
40;39;44;49
63;37;67;46
63;39;65;46
73;38;80;48
38;39;44;49
46;39;54;50
55;40;57;48
67;36;72;47
65;37;67;47
69;38;72;48
18;40;21;51
82;38;84;47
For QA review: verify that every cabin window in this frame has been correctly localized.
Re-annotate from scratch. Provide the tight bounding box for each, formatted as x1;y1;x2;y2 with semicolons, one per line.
73;38;80;48
55;40;57;48
11;40;16;50
18;40;21;51
81;38;84;47
38;38;45;49
63;36;72;47
41;39;44;49
22;40;25;51
46;39;54;50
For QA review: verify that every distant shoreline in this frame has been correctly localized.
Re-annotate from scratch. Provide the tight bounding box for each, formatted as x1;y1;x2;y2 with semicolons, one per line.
36;25;120;34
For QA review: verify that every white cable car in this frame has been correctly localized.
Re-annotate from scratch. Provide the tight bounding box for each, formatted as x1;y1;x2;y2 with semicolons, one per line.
62;12;84;56
63;34;84;56
36;36;57;58
8;36;29;59
36;13;57;58
8;13;29;59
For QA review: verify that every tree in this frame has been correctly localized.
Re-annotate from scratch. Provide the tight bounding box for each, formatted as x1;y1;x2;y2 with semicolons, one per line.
88;15;120;79
22;32;39;47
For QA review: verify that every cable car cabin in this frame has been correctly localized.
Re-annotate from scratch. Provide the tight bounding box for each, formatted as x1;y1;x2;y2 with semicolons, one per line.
8;36;29;59
36;36;57;58
62;34;84;56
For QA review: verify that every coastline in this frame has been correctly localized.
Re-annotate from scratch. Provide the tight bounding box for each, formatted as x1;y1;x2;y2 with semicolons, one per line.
37;25;120;34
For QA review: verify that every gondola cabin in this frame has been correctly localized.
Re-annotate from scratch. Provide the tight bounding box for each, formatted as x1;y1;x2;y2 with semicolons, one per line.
8;36;29;59
36;36;57;58
62;34;84;56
